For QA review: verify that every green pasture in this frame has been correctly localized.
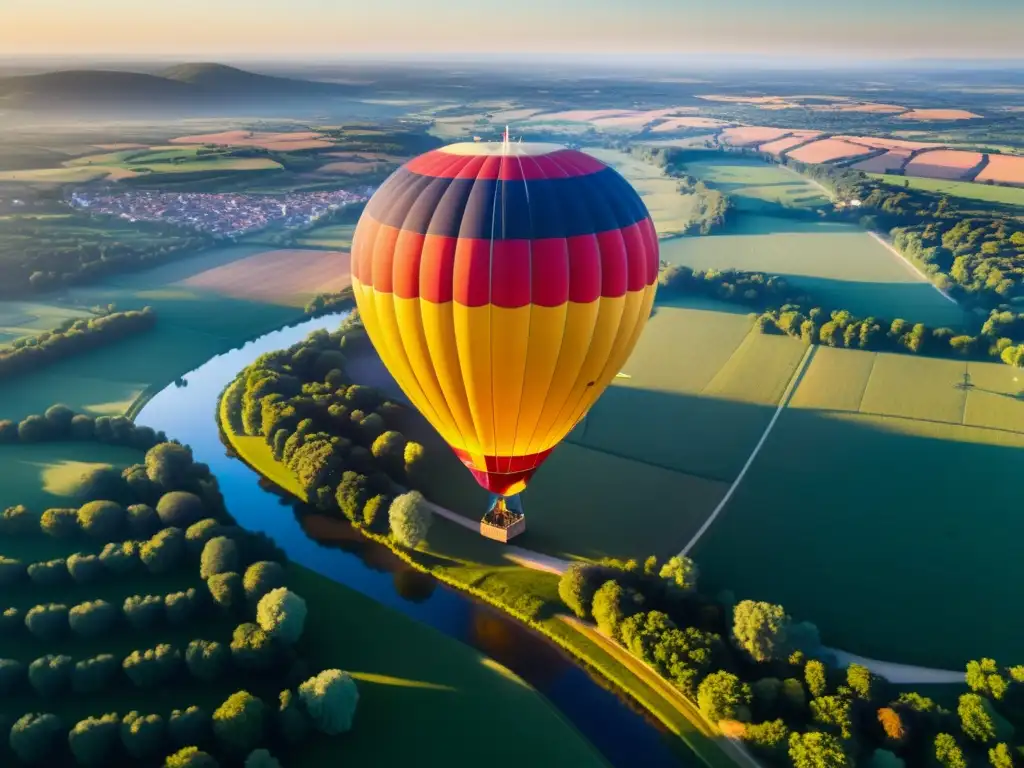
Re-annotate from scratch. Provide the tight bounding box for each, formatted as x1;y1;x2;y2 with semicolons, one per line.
296;223;356;250
584;148;698;237
683;156;830;211
691;404;1024;669
869;173;1024;206
658;216;966;327
0;301;93;348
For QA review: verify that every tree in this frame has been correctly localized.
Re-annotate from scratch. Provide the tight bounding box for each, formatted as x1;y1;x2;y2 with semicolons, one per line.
208;572;244;611
592;580;644;640
140;527;185;574
146;443;194;488
967;659;1009;701
989;743;1014;768
781;678;807;717
371;430;407;473
74;469;130;505
751;678;783;721
336;471;371;523
557;563;613;620
123;594;164;630
167;706;210;749
9;713;64;764
126;504;160;538
848;663;884;702
877;707;908;746
68;713;120;767
72;655;119;694
186;519;223;556
40;507;79;538
806;659;829;699
277;689;310;744
299;669;360;735
788;730;851;768
742;719;790;763
733;600;790;663
27;559;66;586
68;599;117;638
165;588;200;626
200;537;239;580
24;603;68;640
958;693;1011;744
18;414;51;442
121;712;165;759
257;588;307;644
231;623;275;670
165;747;219;768
934;733;967;768
697;671;752;723
245;749;282;768
659;555;699;594
213;691;265;753
0;659;25;694
99;541;138;574
123;645;181;688
243;561;286;605
389;491;432;548
28;654;73;697
186;640;229;682
0;556;24;586
811;695;856;740
67;553;104;583
156;491;205;528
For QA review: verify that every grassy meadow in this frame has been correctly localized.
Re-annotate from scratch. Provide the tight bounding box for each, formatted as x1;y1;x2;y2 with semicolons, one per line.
682;156;830;211
869;173;1024;206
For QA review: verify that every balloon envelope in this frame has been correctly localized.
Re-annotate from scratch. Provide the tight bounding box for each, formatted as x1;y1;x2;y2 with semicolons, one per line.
351;141;658;496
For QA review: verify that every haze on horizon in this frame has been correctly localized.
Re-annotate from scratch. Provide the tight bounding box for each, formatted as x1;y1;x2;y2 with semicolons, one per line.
2;0;1022;62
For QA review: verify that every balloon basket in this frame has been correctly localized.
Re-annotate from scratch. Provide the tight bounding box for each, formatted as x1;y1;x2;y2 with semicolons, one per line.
480;494;526;543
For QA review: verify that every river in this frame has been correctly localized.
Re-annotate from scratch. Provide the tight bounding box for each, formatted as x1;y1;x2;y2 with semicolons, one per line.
135;313;688;768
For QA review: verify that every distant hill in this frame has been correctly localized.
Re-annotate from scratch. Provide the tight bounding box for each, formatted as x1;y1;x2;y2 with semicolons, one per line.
0;63;352;110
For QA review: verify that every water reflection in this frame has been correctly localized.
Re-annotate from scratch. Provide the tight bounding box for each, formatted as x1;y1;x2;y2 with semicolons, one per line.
135;312;687;768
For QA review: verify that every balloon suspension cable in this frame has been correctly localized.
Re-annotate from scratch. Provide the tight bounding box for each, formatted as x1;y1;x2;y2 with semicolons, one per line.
484;493;524;529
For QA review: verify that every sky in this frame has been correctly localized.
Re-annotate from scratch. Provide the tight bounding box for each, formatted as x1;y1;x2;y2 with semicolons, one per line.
1;0;1022;61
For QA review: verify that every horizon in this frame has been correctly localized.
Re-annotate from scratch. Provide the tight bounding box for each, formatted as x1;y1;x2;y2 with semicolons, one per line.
3;0;1023;60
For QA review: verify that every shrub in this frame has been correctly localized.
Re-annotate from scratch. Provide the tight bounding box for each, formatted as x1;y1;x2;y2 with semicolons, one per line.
99;541;139;574
74;468;130;505
27;558;67;586
246;748;282;768
40;507;79;538
256;588;307;644
70;414;96;440
140;527;185;574
68;713;120;767
18;414;50;442
125;504;160;538
805;659;829;698
811;695;856;739
732;600;790;663
959;693;1011;744
741;719;790;763
165;588;201;625
9;713;64;764
69;599;117;638
277;689;310;744
123;644;181;688
121;711;165;759
156;491;205;528
145;442;195;488
698;671;752;723
362;493;390;532
74;500;124;540
123;594;164;630
168;706;210;748
166;747;220;768
388;491;432;548
44;403;75;434
72;654;119;694
24;603;68;640
592;580;644;640
1;504;37;535
243;561;286;605
789;730;851;768
186;640;229;682
66;553;104;583
200;537;239;580
335;471;371;523
28;654;73;697
0;659;25;694
186;518;223;556
208;572;244;611
213;691;265;753
299;669;359;734
659;555;699;594
231;623;275;670
0;556;25;586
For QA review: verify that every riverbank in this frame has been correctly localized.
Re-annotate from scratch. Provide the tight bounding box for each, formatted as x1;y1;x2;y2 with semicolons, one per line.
219;390;741;768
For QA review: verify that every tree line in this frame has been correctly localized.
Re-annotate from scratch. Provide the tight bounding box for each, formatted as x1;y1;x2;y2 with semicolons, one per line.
0;307;157;380
0;407;361;767
559;557;1022;768
628;145;734;235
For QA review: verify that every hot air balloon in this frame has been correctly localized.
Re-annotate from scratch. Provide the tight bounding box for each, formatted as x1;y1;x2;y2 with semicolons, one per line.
351;133;658;541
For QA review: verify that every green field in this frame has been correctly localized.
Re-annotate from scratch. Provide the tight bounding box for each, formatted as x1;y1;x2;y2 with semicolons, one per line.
584;148;698;237
658;216;966;327
0;301;94;348
869;173;1024;206
296;223;356;250
692;344;1024;669
683;156;830;211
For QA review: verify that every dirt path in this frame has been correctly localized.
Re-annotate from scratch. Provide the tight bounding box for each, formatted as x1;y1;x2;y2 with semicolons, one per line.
868;231;958;306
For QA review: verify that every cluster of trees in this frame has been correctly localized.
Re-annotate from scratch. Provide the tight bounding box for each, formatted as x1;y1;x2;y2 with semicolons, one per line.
304;287;355;317
559;557;1024;768
0;307;156;379
757;302;1024;367
0;404;167;450
628;145;733;235
659;265;808;308
226;314;434;547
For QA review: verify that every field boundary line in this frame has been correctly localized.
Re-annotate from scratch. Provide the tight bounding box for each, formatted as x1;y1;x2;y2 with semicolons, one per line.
867;231;958;306
679;343;815;557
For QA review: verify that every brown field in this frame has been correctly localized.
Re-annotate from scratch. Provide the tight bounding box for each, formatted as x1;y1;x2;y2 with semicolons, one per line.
719;126;791;146
786;138;875;163
898;109;983;121
810;103;907;114
590;108;692;128
170;130;334;151
177;249;351;306
650;117;732;131
852;150;913;173
837;136;941;150
975;155;1024;185
759;134;820;156
94;143;148;150
905;149;984;179
326;151;405;162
